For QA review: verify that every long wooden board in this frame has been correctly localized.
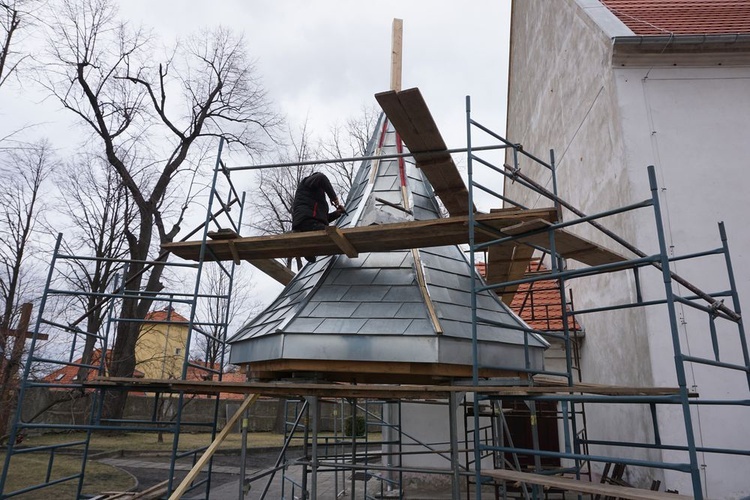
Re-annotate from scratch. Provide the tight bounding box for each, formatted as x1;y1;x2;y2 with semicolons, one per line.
169;394;259;499
482;469;693;500
487;243;536;305
88;377;684;400
163;208;628;275
162;208;558;262
375;87;474;216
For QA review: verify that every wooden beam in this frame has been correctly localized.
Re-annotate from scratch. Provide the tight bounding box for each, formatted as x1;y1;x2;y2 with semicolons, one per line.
169;394;259;499
246;258;295;286
482;469;693;500
487;243;535;305
0;302;47;340
391;19;403;92
227;240;241;265
88;377;686;400
0;327;47;341
162;208;558;262
504;219;628;267
325;226;358;258
411;249;443;334
375;87;474;216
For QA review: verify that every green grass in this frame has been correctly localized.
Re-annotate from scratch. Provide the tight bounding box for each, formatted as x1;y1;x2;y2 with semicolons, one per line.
24;431;287;452
25;430;383;453
0;452;135;499
2;431;384;497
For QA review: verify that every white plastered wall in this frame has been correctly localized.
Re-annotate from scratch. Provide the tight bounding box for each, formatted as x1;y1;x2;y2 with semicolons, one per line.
614;63;750;499
506;1;750;497
505;0;661;488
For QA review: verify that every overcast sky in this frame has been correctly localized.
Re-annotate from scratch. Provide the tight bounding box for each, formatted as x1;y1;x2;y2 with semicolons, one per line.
1;1;513;307
116;1;512;153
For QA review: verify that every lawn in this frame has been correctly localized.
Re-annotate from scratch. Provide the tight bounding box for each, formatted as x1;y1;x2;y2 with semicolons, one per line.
0;452;135;499
25;430;382;453
2;431;384;497
24;431;288;453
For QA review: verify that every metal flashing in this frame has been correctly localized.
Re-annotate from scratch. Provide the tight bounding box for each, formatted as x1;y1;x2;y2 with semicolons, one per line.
229;116;546;373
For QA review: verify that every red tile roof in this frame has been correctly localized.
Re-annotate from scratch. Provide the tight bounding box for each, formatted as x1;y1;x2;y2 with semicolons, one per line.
477;261;582;333
144;307;189;323
42;349;145;385
42;352;247;399
600;0;750;35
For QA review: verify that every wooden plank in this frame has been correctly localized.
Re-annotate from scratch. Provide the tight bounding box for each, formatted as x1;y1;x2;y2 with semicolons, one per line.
326;226;358;258
397;88;447;151
162;208;558;262
246;259;295;286
227;240;241;265
375;89;429;152
483;218;628;267
410;249;444;334
391;19;403;92
131;480;169;499
169;394;259;499
487;243;535;305
482;469;693;500
375;87;474;216
88;377;684;400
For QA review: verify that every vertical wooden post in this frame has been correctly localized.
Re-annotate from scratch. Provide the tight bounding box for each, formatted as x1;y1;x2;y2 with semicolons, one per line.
391;18;403;92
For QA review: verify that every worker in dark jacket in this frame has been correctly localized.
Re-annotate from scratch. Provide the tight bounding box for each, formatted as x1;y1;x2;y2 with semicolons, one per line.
292;172;345;262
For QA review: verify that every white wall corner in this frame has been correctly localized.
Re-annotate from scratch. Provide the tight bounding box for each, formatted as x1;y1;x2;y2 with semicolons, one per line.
574;0;634;38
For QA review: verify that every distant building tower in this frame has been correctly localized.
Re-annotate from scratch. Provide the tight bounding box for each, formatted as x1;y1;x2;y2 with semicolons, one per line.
135;307;189;379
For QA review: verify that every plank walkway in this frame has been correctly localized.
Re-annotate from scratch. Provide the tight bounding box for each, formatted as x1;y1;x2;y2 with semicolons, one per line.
483;469;694;500
162;207;628;286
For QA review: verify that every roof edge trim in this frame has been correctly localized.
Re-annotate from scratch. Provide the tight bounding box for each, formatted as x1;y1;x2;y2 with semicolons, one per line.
613;34;750;46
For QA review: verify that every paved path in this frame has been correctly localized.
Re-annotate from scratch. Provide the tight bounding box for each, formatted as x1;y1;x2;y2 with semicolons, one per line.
99;457;250;475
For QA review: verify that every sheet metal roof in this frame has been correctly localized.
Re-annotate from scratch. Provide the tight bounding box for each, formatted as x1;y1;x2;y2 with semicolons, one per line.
229;114;546;372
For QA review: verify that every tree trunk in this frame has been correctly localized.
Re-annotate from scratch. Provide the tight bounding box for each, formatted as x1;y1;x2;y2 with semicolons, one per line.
0;303;32;437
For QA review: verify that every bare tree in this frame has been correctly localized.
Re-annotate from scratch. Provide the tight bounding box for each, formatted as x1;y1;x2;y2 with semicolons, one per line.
0;138;56;436
194;264;258;372
319;104;380;195
247;121;318;270
249;121;317;233
53;154;134;381
247;108;379;270
0;0;40;90
41;0;279;418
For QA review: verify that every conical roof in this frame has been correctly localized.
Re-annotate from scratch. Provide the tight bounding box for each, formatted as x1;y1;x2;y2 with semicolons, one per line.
228;113;546;382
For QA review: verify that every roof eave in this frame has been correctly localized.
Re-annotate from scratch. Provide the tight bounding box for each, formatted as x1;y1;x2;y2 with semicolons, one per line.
613;33;750;46
612;34;750;66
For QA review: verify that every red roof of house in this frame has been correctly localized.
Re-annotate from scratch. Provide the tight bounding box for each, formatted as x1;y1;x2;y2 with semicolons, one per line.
42;349;145;385
42;352;247;400
600;0;750;35
477;260;582;333
144;307;189;323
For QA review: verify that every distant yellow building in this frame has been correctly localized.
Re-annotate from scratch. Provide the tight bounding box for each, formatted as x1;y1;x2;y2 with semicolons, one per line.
134;307;189;379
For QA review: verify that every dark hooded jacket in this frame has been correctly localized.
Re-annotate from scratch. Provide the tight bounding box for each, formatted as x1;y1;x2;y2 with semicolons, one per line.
292;172;342;231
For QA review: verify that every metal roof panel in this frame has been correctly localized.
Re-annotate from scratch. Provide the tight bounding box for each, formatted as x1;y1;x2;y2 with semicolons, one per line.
358;318;412;335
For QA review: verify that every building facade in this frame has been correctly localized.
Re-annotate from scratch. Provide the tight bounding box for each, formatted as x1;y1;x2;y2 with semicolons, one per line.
505;1;750;498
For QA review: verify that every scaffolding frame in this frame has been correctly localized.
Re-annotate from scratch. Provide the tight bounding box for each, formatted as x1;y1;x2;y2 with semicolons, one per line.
0;139;243;499
465;95;749;499
1;92;747;500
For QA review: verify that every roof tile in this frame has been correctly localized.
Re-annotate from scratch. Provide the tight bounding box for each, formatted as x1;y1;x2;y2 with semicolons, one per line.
600;0;750;35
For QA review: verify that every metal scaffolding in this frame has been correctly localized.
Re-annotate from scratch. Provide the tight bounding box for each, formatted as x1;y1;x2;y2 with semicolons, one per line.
465;95;749;499
2;93;748;500
0;139;243;499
